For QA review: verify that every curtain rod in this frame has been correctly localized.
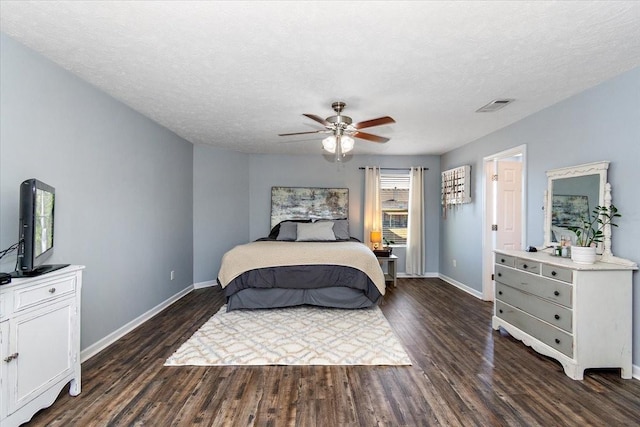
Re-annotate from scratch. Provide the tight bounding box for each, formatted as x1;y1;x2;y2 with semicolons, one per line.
358;167;429;171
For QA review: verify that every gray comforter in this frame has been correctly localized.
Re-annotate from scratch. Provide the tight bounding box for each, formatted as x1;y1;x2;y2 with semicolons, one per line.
217;240;385;310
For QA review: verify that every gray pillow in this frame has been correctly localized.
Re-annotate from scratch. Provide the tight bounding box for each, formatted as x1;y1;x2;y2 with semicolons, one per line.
331;219;350;240
296;221;336;241
276;221;298;240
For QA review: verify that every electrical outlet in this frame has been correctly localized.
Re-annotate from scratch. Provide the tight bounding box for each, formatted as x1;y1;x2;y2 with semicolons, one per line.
452;259;457;268
170;270;175;280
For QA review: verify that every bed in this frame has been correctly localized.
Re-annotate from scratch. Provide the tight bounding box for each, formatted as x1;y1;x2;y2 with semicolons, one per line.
217;219;386;311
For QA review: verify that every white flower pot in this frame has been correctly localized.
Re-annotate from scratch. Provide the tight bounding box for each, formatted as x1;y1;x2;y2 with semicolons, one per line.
571;246;597;264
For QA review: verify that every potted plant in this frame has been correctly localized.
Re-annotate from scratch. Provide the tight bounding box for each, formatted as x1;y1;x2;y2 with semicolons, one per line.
568;205;620;264
383;237;395;254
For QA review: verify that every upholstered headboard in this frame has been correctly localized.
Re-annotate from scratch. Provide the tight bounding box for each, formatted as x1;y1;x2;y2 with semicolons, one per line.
270;186;349;228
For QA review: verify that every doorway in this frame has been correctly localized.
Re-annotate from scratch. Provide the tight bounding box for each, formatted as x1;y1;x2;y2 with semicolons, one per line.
482;145;527;301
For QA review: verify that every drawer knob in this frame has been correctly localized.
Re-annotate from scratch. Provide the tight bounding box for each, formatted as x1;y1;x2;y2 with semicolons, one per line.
551;271;557;276
554;314;560;320
498;291;503;295
48;287;56;294
501;258;505;263
555;338;560;344
554;291;560;296
523;264;528;269
499;309;503;314
3;352;19;363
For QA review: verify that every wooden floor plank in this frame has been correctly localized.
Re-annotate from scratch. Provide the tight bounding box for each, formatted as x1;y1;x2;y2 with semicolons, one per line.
26;278;640;426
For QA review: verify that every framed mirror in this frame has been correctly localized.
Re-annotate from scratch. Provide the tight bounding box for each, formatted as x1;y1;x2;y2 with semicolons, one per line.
544;161;609;253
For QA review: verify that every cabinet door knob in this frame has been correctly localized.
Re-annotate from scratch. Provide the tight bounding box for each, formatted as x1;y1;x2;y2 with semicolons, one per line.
48;287;56;293
554;290;560;296
498;291;503;295
554;314;560;320
497;273;502;277
555;338;560;344
551;271;557;276
499;309;503;314
3;352;19;363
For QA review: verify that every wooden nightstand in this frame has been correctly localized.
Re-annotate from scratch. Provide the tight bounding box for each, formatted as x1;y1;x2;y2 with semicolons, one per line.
376;254;397;287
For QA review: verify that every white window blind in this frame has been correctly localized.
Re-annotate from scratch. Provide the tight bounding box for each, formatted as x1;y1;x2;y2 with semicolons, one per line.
380;174;410;245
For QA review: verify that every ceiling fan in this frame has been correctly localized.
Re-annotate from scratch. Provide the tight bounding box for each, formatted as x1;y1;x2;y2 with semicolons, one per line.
278;101;395;161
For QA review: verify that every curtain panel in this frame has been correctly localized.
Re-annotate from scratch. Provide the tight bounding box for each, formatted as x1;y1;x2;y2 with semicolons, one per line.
363;166;381;248
406;167;425;275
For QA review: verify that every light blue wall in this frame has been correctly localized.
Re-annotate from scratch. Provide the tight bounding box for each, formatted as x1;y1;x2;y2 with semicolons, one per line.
440;67;640;365
0;34;194;350
247;154;441;274
193;144;250;283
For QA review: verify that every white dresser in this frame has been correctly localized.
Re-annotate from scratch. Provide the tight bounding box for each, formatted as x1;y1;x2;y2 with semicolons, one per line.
0;265;84;427
492;250;635;380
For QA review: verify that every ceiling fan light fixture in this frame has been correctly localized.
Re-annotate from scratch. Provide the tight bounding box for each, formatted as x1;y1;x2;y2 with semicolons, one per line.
340;135;354;153
322;136;337;153
322;135;354;154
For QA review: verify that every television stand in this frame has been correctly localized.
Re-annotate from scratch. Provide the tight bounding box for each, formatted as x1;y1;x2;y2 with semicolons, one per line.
1;265;84;427
11;264;70;278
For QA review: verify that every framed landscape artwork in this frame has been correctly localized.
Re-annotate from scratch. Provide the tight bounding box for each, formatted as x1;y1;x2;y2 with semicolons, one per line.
271;187;349;228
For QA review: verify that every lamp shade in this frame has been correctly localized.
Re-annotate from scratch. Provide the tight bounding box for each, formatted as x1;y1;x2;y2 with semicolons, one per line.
341;136;354;153
370;230;382;244
322;136;337;153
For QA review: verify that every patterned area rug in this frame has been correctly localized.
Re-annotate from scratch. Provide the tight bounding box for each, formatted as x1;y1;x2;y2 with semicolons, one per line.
165;305;412;366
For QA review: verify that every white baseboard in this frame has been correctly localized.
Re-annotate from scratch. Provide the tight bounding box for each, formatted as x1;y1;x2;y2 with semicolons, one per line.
633;364;640;381
438;274;483;299
80;285;193;362
193;279;217;289
397;272;439;278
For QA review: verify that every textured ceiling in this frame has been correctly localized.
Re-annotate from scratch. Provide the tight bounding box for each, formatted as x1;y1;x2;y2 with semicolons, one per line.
1;1;640;156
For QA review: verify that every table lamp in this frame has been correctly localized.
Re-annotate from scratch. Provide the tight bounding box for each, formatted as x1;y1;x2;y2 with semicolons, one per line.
370;230;382;250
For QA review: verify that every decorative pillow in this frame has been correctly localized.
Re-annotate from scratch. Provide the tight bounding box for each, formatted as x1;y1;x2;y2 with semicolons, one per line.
315;219;349;240
331;219;350;240
268;219;311;239
296;221;336;241
276;221;298;240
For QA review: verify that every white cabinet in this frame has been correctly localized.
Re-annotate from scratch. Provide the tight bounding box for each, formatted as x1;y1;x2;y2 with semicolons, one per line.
492;250;635;380
0;266;83;427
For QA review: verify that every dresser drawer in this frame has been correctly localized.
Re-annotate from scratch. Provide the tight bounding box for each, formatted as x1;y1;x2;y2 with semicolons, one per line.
516;259;540;274
541;264;573;283
495;254;516;267
496;301;573;357
14;276;76;312
495;265;572;308
496;282;572;333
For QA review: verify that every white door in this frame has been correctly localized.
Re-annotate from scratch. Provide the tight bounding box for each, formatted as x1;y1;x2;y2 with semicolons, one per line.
495;161;523;251
482;146;526;301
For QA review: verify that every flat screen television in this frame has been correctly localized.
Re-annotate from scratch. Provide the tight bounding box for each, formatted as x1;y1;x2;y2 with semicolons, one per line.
12;179;68;277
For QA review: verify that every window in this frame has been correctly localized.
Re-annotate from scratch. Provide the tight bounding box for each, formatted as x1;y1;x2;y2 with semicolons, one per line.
380;173;410;246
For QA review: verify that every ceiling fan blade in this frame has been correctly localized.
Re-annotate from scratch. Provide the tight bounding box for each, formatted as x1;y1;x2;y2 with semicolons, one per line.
353;131;390;143
278;130;324;136
303;114;331;127
353;116;396;129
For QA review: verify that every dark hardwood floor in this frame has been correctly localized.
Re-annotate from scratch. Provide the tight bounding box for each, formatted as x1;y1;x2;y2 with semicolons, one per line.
28;278;640;426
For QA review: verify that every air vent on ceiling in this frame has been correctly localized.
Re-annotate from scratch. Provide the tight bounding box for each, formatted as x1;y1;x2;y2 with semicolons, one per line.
476;99;515;113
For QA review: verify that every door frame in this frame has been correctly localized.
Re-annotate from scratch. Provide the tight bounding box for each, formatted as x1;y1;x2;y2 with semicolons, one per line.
481;145;527;301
